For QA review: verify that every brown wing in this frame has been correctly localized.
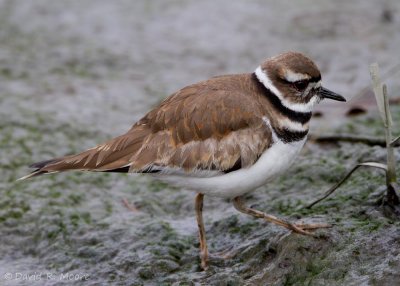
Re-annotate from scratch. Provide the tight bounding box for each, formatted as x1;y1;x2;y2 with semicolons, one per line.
28;76;272;177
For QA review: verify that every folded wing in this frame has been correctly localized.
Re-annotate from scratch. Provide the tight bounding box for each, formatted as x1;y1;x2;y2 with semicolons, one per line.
24;79;272;178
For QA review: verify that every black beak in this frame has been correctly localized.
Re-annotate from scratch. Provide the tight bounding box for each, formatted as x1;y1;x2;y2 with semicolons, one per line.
320;87;346;102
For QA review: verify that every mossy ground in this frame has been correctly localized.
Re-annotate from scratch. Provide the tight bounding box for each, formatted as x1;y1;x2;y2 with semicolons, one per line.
1;1;400;285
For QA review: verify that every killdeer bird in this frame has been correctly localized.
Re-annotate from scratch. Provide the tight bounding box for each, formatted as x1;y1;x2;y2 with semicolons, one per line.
20;52;345;270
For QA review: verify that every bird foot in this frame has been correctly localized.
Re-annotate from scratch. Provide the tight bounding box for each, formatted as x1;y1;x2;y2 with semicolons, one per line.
289;222;332;236
199;250;209;271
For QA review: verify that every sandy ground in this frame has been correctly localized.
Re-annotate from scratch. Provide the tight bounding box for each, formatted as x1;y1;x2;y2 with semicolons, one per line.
1;0;400;285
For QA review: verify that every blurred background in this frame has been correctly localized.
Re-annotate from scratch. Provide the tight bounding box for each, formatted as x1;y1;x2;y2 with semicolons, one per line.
1;0;400;285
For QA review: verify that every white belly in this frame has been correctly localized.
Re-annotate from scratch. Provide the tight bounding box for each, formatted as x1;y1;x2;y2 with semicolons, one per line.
155;137;306;198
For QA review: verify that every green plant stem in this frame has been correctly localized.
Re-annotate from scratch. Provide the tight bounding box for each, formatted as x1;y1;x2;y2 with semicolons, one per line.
383;84;397;185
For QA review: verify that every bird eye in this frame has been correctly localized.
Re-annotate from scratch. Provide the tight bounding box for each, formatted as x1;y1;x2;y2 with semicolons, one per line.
293;81;308;91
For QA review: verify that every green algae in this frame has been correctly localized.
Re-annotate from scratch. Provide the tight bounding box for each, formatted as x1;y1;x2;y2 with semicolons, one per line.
0;1;400;285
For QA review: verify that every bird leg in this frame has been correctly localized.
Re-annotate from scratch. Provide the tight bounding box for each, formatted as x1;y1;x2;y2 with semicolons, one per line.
195;193;209;270
232;196;330;236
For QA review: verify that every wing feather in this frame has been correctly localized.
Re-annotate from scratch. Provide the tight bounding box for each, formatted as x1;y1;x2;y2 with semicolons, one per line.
34;75;272;176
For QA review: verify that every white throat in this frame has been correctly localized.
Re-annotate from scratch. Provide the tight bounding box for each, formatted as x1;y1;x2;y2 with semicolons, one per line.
255;66;318;113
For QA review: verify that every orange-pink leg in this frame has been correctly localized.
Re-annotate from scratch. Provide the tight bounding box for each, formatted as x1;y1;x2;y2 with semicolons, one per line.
195;193;208;270
232;196;330;236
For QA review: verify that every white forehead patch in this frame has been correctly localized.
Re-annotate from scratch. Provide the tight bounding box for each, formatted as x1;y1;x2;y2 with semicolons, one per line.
284;69;311;82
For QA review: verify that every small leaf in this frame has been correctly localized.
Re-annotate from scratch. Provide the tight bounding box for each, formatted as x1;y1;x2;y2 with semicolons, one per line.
391;135;400;146
382;84;393;126
369;63;387;126
358;162;387;171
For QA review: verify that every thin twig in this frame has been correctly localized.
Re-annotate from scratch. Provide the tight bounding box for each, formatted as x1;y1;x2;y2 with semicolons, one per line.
382;84;397;185
306;162;387;209
122;198;139;212
391;135;400;146
309;134;400;147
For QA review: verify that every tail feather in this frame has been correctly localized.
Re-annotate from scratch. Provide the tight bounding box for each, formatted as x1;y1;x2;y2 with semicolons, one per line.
17;170;50;181
18;127;151;181
29;158;61;169
18;157;64;181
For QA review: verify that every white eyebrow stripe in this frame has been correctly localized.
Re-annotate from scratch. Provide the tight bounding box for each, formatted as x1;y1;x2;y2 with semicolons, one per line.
255;66;318;113
284;70;311;82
